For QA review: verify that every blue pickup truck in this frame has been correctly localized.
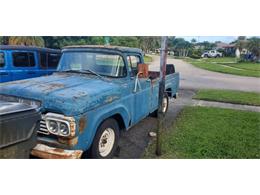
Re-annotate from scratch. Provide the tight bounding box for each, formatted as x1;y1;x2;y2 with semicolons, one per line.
0;45;61;82
0;45;179;159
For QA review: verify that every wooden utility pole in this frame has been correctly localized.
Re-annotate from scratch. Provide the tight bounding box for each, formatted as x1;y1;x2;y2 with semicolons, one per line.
156;36;168;156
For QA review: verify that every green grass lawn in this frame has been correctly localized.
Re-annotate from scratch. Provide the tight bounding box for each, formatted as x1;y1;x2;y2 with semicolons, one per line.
144;55;153;63
144;106;260;159
194;89;260;106
228;62;260;71
186;58;260;77
202;57;238;63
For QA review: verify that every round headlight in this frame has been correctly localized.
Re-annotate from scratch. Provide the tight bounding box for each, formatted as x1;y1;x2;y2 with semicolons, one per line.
60;122;69;136
48;120;58;134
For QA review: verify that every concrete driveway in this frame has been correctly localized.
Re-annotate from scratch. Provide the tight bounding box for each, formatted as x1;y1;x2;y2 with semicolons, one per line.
117;89;196;159
149;55;260;92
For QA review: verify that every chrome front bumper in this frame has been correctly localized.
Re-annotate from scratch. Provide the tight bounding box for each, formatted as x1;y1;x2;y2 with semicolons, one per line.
31;144;83;159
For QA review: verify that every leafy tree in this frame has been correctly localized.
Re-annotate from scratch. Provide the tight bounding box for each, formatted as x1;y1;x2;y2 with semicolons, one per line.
238;36;246;41
0;36;10;45
191;38;197;44
198;41;216;50
172;38;193;57
43;36;92;48
140;36;161;52
8;36;44;47
42;36;142;49
110;37;140;48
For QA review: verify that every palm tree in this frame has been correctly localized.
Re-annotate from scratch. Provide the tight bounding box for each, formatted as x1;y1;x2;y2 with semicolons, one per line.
236;36;247;52
8;36;44;47
247;37;260;61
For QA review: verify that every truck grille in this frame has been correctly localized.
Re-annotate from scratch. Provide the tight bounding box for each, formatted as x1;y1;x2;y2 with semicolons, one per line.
38;119;50;135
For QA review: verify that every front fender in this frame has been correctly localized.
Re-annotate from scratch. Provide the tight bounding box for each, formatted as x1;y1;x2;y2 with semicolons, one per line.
77;102;131;151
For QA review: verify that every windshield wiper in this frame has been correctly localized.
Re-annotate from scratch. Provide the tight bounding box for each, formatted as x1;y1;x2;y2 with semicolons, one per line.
83;69;105;80
62;69;106;80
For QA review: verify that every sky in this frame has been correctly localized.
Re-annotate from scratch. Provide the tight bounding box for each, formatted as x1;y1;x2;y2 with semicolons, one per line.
177;36;238;43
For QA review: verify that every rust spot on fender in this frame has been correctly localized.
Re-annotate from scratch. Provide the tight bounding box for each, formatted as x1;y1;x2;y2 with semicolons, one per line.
105;96;119;103
53;148;65;153
79;117;87;133
42;83;66;93
58;136;79;146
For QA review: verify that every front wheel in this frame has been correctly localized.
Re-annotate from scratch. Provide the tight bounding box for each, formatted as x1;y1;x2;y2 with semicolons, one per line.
90;118;119;159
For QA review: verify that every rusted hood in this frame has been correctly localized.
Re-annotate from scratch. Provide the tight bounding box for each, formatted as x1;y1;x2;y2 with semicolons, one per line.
0;73;121;115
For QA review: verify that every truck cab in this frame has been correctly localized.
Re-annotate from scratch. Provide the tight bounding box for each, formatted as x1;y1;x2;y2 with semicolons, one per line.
0;45;179;159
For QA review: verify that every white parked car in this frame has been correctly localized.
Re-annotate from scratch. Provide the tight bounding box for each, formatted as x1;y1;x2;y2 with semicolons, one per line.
201;50;223;58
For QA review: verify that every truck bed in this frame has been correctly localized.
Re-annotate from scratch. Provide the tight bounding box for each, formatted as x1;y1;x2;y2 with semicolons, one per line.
148;64;179;97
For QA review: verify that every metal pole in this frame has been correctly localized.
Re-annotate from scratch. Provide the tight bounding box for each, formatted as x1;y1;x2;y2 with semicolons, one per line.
156;36;168;156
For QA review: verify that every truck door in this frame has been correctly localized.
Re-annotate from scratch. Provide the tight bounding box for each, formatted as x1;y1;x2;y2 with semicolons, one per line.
0;51;11;82
127;55;150;124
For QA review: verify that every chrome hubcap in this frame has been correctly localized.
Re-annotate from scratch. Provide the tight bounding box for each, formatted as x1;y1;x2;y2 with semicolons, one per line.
162;97;168;113
98;128;115;157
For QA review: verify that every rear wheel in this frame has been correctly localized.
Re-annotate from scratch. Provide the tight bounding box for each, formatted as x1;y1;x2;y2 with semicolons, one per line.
162;93;169;114
150;93;169;117
90;118;119;159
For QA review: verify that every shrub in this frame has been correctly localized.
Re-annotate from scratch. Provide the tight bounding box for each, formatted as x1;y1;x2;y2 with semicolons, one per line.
189;49;202;59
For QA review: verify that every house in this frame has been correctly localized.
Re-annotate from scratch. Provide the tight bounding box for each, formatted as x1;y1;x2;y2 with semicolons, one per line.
216;42;236;56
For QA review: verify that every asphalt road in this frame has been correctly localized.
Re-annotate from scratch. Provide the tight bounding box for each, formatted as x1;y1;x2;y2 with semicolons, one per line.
117;55;260;158
149;55;260;92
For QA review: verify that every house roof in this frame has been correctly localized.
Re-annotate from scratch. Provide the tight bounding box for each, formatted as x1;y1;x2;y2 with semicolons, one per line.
216;42;236;49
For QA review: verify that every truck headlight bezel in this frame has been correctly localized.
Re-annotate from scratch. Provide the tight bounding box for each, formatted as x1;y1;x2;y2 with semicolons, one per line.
44;113;76;137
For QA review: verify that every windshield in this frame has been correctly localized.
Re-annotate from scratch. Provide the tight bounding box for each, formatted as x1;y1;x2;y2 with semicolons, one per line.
57;52;126;77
